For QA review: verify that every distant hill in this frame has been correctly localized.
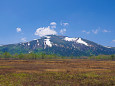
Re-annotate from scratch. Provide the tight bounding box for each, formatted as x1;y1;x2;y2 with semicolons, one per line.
0;35;115;56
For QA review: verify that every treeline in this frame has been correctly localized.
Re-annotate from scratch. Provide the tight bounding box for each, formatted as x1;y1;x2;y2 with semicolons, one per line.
0;52;115;60
0;52;65;59
88;55;115;60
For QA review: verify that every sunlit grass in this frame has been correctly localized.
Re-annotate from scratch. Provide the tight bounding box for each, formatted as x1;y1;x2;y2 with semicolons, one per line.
0;66;13;68
0;59;115;86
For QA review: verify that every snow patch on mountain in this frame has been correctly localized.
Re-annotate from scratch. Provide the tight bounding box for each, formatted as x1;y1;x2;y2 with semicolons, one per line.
34;39;37;40
64;37;89;46
54;44;58;46
36;39;39;45
64;37;78;41
105;46;111;48
34;39;39;42
37;40;39;43
44;39;52;47
44;37;52;48
45;36;51;39
77;38;88;46
33;39;39;46
22;43;25;46
28;42;30;46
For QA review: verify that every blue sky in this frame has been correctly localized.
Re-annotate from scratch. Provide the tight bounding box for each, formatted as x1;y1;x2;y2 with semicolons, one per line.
0;0;115;47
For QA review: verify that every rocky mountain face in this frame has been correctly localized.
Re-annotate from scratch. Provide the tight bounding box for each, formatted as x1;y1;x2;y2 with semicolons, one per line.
0;35;115;56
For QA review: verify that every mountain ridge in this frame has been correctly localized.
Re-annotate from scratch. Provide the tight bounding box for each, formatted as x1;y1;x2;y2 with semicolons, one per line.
0;35;115;56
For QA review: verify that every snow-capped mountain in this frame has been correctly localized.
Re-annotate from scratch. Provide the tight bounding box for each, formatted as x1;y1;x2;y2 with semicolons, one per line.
0;35;115;56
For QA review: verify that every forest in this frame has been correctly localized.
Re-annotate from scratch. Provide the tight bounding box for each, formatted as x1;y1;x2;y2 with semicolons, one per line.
0;52;115;60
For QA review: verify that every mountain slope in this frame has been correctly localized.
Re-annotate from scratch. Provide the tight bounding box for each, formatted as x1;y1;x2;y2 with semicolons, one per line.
0;35;115;56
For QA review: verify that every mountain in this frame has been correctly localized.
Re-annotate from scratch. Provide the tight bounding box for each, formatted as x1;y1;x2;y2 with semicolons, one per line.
0;35;115;56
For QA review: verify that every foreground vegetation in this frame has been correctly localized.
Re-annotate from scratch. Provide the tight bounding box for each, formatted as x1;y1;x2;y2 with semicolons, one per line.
0;52;63;59
0;52;115;60
0;59;115;86
88;55;115;60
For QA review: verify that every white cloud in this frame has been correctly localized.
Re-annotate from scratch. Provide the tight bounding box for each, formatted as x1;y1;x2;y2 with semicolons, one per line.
21;37;26;42
82;28;111;35
63;23;69;26
50;22;57;26
60;28;66;34
16;28;22;32
92;29;99;34
50;22;57;28
51;25;56;29
103;29;111;33
61;23;69;26
82;30;86;33
82;30;90;34
35;26;57;37
112;40;115;43
86;32;90;34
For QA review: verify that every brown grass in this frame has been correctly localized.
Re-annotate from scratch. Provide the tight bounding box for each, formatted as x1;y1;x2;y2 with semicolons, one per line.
0;59;115;86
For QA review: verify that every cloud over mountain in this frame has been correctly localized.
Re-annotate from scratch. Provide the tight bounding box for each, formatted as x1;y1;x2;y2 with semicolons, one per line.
103;29;111;33
60;28;66;34
112;40;115;43
50;22;57;28
21;37;26;42
16;28;22;32
61;23;69;26
35;26;57;37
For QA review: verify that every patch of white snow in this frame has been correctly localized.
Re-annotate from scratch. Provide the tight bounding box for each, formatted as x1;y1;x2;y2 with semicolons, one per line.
44;39;52;47
28;42;30;46
64;37;78;41
76;38;88;46
64;37;89;46
45;36;51;39
37;40;39;43
34;39;37;40
105;46;111;48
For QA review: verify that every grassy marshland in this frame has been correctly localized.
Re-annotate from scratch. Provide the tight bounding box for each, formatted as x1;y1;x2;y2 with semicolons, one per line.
0;59;115;86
